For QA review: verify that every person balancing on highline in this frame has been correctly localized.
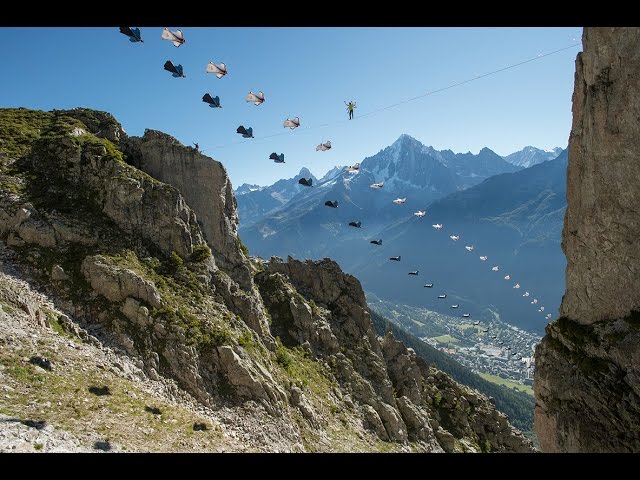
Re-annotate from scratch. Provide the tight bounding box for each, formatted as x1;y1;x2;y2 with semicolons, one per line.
345;100;357;120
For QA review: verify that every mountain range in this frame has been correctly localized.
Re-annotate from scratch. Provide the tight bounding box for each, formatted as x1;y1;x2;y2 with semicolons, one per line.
237;136;527;252
346;149;568;333
235;167;318;226
504;146;564;168
236;136;566;333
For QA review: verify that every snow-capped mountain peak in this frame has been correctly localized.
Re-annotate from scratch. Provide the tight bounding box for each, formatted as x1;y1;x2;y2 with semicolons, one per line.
235;183;263;196
504;146;565;168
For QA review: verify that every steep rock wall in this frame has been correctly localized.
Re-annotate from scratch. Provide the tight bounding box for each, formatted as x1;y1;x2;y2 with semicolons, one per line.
560;27;640;324
125;131;252;291
535;27;640;453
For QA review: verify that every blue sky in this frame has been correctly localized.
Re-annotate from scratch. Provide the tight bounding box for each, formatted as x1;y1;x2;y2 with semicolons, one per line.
2;27;582;186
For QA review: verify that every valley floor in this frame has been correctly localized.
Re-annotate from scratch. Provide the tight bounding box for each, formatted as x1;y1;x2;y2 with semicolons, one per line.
478;373;533;396
367;294;540;386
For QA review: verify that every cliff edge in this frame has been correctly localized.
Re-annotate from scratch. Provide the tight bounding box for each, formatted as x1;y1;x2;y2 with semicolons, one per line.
534;27;640;452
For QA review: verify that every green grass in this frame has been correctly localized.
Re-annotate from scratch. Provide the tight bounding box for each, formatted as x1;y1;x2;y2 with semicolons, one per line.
275;337;293;368
458;323;482;333
0;108;53;160
478;372;533;396
273;338;335;398
0;345;225;452
165;251;184;275
94;137;123;162
191;245;211;263
238;239;249;257
483;439;491;453
0;108;96;163
0;300;16;315
43;309;67;337
307;298;320;316
432;335;459;344
0;356;46;385
237;329;253;348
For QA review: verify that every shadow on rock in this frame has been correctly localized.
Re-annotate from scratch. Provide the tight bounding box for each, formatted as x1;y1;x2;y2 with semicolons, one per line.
88;386;111;396
29;356;53;371
94;440;112;451
193;422;208;431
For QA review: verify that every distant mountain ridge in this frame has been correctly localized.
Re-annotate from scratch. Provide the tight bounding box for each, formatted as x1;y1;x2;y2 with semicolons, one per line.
237;135;517;260
235;183;262;196
237;135;526;241
235;167;318;226
504;146;563;168
236;137;563;234
235;140;564;216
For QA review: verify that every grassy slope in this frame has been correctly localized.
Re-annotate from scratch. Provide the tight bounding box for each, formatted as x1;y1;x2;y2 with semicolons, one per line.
478;372;533;396
0;306;228;452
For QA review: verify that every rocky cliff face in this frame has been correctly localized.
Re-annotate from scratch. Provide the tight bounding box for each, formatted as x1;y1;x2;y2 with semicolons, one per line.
125;131;251;291
0;107;531;452
560;28;640;324
257;257;532;451
534;27;640;452
123;129;272;341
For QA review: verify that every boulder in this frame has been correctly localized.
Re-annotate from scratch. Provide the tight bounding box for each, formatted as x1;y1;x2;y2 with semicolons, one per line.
50;265;68;282
81;255;162;308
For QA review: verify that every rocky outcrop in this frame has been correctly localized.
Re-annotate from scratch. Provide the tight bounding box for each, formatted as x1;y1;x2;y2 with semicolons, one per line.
28;134;208;260
0;201;98;250
535;316;640;452
81;255;162;308
122;130;273;339
257;264;410;443
258;257;404;441
209;269;272;343
59;108;126;144
253;269;339;356
381;332;532;452
258;257;534;452
535;28;640;452
264;257;382;358
90;288;280;413
0;260;299;453
560;27;640;324
214;345;287;410
125;130;251;290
